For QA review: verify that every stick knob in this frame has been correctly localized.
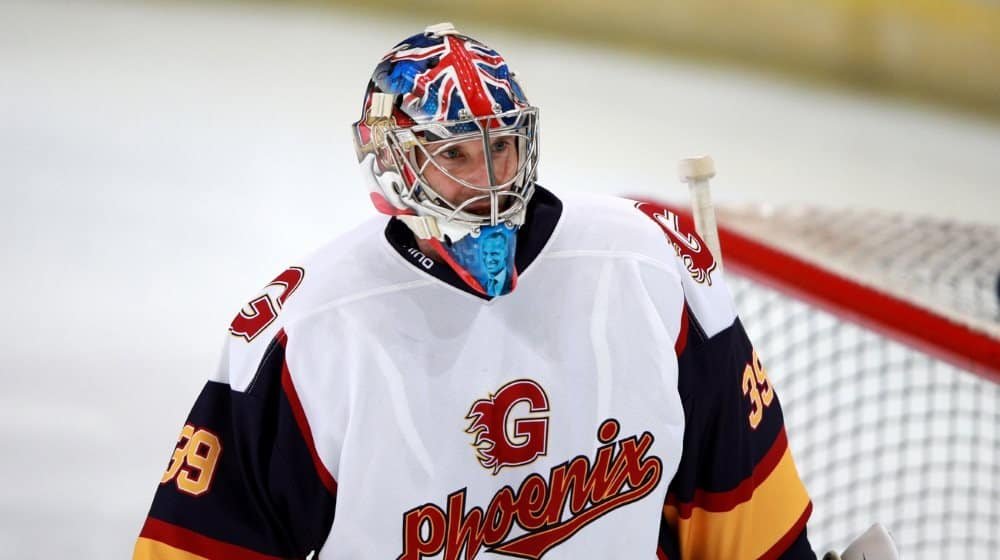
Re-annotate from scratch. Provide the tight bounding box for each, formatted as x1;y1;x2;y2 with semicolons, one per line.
678;155;716;183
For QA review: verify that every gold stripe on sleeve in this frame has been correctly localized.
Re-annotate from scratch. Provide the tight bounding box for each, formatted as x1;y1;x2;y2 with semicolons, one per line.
133;537;210;560
674;447;811;560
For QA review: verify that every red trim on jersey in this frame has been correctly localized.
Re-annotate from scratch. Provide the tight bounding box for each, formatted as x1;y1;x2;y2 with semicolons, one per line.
139;517;283;560
635;198;1000;384
657;546;670;560
674;304;690;357
427;237;489;295
667;429;788;517
276;329;339;496
758;501;813;560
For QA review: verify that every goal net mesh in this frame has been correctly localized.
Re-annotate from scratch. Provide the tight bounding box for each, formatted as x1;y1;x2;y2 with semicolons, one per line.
717;205;1000;559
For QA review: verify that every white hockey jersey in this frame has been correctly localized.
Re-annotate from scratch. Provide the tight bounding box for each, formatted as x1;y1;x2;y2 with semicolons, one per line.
135;189;814;560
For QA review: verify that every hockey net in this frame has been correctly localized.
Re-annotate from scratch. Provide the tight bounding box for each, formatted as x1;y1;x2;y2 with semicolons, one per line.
655;201;1000;559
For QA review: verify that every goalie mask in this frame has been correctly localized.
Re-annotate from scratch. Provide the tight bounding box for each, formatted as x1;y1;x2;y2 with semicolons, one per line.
351;22;539;297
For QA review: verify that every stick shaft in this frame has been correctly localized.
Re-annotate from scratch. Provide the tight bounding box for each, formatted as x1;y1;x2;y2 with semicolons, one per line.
689;180;723;269
679;156;723;269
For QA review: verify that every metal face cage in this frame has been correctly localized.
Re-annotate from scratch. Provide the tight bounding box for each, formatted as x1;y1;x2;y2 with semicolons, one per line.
383;107;539;233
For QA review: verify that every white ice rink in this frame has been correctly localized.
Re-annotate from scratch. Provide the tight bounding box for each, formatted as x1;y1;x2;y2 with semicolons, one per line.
3;1;1000;557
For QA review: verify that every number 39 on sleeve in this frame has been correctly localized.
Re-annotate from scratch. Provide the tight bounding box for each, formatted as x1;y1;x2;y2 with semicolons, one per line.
741;349;774;430
160;424;222;496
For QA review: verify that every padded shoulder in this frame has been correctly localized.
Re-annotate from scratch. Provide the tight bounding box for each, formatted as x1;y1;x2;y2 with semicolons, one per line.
554;194;738;338
213;215;428;392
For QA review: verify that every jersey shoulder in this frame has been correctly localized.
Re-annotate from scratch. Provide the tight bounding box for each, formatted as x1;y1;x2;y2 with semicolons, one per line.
549;192;679;261
553;192;737;337
215;213;420;391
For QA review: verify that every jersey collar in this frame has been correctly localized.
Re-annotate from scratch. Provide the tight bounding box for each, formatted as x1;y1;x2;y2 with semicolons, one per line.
384;185;563;300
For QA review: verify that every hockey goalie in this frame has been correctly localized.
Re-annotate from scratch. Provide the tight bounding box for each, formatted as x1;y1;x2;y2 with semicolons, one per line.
133;22;897;560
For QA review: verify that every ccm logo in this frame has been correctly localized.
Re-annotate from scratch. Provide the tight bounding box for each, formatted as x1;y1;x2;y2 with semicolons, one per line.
466;379;550;475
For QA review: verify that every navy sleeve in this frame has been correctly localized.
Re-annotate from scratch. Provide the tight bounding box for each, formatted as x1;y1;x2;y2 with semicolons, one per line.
134;332;336;559
657;313;815;560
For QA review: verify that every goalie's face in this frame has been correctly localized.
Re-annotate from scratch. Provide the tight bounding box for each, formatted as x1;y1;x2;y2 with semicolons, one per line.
413;134;519;215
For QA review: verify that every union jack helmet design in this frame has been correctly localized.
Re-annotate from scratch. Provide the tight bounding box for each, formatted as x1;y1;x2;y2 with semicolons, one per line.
352;23;539;244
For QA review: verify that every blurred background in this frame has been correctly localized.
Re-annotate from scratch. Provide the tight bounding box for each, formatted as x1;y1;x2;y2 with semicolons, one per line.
2;0;999;557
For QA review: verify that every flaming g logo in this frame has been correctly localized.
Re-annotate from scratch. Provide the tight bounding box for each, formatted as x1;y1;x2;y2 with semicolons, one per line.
466;379;551;475
397;379;663;560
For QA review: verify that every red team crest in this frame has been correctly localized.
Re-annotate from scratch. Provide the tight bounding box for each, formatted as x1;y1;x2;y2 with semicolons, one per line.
466;379;550;474
229;267;305;342
634;201;717;285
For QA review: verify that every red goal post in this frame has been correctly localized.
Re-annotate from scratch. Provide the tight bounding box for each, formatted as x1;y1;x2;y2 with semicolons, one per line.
639;197;1000;559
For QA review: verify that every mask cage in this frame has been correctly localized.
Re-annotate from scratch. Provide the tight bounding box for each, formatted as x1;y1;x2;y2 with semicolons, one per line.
382;107;539;231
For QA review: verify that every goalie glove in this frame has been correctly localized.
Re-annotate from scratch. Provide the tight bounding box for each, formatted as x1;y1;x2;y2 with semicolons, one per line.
822;524;899;560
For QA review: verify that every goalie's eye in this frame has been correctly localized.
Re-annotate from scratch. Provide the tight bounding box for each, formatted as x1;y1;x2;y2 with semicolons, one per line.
490;138;512;154
439;147;463;160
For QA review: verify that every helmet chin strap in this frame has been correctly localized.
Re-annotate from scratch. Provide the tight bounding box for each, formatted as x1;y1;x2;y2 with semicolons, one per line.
396;191;529;245
400;211;479;244
397;215;445;241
